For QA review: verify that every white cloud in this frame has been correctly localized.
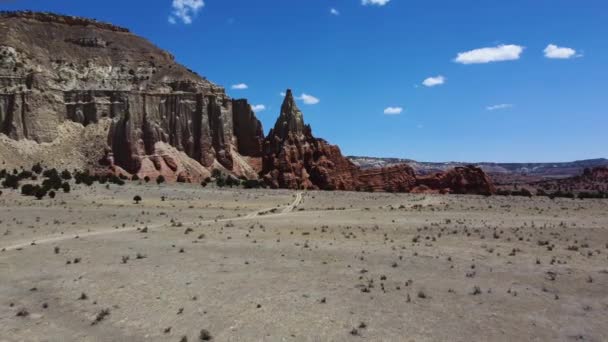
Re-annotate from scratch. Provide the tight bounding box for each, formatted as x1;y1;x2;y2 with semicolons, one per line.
455;44;524;64
251;104;266;112
280;92;286;97
231;83;248;90
330;8;340;16
486;104;513;111
362;0;390;6
296;93;320;105
169;0;204;25
422;75;446;87
544;44;579;59
384;107;403;115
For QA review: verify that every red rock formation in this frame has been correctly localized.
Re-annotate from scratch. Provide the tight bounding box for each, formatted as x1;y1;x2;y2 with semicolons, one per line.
416;165;496;195
358;165;417;192
262;90;361;190
260;90;493;195
583;166;608;181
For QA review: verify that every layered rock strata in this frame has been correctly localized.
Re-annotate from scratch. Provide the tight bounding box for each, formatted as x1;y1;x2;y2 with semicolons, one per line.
0;11;263;181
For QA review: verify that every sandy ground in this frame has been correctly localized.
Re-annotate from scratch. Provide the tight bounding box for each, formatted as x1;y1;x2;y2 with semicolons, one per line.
1;182;607;341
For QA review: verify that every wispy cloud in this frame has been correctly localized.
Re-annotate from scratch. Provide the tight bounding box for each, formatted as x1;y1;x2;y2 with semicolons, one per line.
384;107;403;115
544;44;580;59
422;75;446;87
231;83;248;90
455;44;524;64
330;8;340;16
296;93;320;105
486;104;513;111
168;0;205;25
251;104;266;112
362;0;390;6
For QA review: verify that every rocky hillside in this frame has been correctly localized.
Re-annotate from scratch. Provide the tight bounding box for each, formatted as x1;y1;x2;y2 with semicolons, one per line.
0;11;263;181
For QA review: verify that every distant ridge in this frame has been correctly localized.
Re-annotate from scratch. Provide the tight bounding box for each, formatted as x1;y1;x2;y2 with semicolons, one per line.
348;156;608;179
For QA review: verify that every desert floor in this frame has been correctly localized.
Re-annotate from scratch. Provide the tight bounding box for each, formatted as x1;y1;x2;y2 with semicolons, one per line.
1;183;607;341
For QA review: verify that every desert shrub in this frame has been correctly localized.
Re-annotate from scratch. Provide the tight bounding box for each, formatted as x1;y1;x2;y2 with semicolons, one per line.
35;187;47;200
42;173;62;191
31;163;43;174
91;308;110;325
578;192;605;199
48;190;56;199
226;175;240;187
496;189;511;196
109;175;125;186
243;179;264;189
60;170;72;180
21;184;36;196
144;176;150;183
511;188;532;197
211;169;222;178
2;174;19;189
74;170;95;186
131;174;139;181
15;308;29;317
549;191;575;199
199;329;212;341
42;168;59;179
156;175;165;184
133;195;142;204
61;182;71;193
18;170;33;180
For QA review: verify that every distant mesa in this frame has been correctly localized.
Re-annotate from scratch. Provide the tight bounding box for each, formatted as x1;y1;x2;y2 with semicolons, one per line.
0;11;494;195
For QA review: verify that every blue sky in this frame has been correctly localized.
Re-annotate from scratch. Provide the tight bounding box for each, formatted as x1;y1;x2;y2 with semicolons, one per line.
3;0;607;162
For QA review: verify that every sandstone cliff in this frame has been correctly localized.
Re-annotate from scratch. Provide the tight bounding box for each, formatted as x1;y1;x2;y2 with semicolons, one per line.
0;11;263;181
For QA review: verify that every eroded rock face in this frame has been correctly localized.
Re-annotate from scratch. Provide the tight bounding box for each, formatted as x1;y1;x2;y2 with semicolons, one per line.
232;99;264;158
358;165;417;193
0;11;262;181
262;90;361;190
416;165;496;195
